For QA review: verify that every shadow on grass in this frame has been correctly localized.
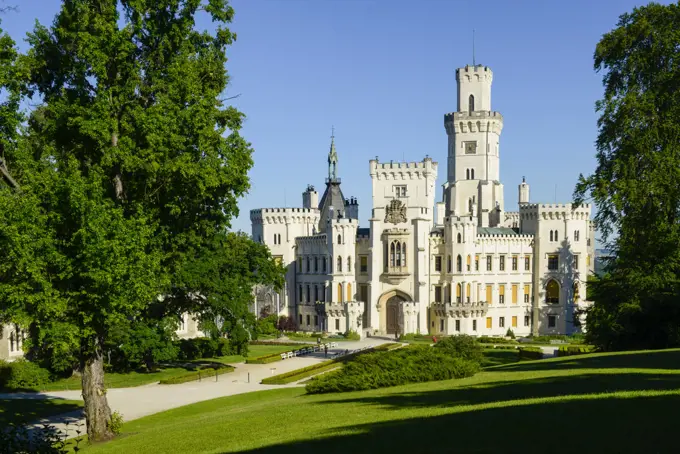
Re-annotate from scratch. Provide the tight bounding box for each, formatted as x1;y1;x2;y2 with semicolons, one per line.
235;393;680;454
0;398;83;426
496;348;680;372
312;372;680;411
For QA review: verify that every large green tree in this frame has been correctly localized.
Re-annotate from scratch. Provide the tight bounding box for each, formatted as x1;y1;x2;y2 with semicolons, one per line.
0;0;284;441
574;2;680;350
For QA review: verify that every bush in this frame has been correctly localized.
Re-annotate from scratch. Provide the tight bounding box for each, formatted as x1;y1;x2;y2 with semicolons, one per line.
276;315;297;332
344;330;360;341
556;345;596;357
108;411;124;435
481;344;518;350
306;346;479;394
215;338;234;356
506;328;516;339
0;422;79;454
256;314;279;337
175;337;236;360
434;335;483;364
518;346;544;360
0;359;52;391
477;336;518;345
159;365;234;385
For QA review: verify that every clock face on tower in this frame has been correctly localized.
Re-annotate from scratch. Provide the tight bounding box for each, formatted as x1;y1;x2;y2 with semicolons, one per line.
464;141;477;154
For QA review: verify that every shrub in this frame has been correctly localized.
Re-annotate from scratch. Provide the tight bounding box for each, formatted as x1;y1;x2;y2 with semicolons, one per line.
0;359;52;391
306;346;479;394
477;336;518;345
215;338;234;356
506;328;516;339
434;335;483;364
177;338;202;360
481;344;518;350
518;346;544;360
256;314;279;337
108;411;124;435
276;315;297;332
0;422;78;454
344;330;360;341
159;365;234;385
556;345;596;357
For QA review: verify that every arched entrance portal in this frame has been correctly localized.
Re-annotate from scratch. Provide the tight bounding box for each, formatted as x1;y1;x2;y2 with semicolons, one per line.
378;290;412;335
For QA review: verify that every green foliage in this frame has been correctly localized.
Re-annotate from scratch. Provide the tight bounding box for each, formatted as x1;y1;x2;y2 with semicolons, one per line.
106;319;179;372
574;2;680;351
477;336;518;345
481;344;518;350
0;422;73;454
518;347;544;361
255;315;279;337
343;330;360;341
158;365;234;385
434;335;484;364
108;411;124;436
505;329;515;339
305;346;480;394
246;345;311;364
557;345;597;357
0;359;51;391
176;337;235;361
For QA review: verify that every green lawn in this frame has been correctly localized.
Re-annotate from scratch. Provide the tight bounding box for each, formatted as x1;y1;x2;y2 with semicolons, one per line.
77;348;680;453
0;398;82;426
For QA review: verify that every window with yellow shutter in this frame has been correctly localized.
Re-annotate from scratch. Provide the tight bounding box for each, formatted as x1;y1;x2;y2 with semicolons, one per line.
512;316;517;327
486;285;492;304
524;284;530;303
466;283;471;303
499;285;505;304
456;283;462;303
512;284;518;304
486;317;492;329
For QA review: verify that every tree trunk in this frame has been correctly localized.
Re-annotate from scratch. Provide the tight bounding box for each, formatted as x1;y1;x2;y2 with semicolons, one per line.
81;349;115;442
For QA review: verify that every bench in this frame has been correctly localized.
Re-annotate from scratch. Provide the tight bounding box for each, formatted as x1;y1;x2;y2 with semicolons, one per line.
286;352;294;359
280;353;287;360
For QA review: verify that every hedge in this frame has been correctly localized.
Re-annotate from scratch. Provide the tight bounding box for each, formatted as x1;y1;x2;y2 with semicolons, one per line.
249;341;309;347
306;345;480;394
518;346;544;360
245;346;314;364
556;345;596;357
261;343;400;385
477;336;518;345
0;359;52;391
481;344;518;350
159;365;234;385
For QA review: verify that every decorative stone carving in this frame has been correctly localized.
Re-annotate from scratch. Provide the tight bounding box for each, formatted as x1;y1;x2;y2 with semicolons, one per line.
385;199;407;224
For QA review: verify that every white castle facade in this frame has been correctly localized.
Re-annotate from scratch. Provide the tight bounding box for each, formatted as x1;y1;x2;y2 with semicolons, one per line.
252;63;595;338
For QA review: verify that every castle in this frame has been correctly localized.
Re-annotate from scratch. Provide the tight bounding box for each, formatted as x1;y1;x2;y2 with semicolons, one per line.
251;63;595;338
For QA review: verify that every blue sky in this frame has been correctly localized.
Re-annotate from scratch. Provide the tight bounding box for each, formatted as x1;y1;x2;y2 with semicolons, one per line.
1;0;665;238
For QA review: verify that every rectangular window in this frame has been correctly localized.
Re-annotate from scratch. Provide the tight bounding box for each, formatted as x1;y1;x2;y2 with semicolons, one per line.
525;256;531;271
472;320;477;331
574;230;580;242
486;317;492;329
306;314;310;326
548;315;556;328
524;315;530;327
314;315;318;326
445;284;451;303
475;255;479;271
499;285;505;304
360;255;368;273
447;256;452;273
512;256;518;271
434;286;442;303
440;319;444;331
548;254;559;270
573;255;579;270
298;285;303;303
524;284;530;303
455;320;460;332
499;316;505;328
435;255;442;272
322;257;327;273
499;256;505;271
298;257;302;273
512;316;517;328
486;285;493;304
299;314;302;325
512;284;518;304
486;255;492;271
394;185;407;198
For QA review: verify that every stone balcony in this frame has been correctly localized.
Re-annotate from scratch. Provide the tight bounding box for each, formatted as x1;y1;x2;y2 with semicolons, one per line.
382;266;410;284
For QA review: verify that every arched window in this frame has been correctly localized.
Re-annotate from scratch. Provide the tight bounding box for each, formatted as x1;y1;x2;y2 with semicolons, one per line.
468;198;473;213
347;283;352;301
456;283;462;303
274;234;277;244
457;233;462;243
466;255;471;271
466;169;470;179
471;169;475;179
469;94;475;112
550;230;554;242
396;241;402;266
573;281;580;301
466;283;471;303
402;242;407;267
337;256;342;272
546;280;560;304
447;255;452;273
390;242;396;267
555;230;559;241
347;256;352;272
337;234;342;244
456;255;462;272
338;283;343;302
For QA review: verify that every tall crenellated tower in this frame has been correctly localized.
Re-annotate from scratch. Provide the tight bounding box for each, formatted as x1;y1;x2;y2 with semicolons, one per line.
443;64;504;227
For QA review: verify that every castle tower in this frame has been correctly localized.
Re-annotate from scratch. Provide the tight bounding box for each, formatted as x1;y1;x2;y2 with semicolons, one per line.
443;65;504;227
318;131;348;233
302;184;319;209
518;176;530;205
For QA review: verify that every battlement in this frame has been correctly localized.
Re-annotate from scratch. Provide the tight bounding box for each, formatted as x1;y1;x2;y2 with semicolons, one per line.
369;157;438;177
477;233;534;240
295;234;327;244
250;207;320;225
456;65;493;81
445;113;503;135
444;111;503;121
519;202;592;222
344;197;359;206
519;203;591;211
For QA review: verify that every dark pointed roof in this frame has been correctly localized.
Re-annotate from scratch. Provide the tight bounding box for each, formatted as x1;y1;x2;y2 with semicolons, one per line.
318;180;346;233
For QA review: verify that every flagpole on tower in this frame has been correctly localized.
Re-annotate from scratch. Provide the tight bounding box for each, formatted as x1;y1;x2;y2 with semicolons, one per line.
473;29;476;66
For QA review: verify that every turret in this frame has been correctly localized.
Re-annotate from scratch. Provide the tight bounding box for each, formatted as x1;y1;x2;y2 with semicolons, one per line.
303;184;318;209
519;176;530;205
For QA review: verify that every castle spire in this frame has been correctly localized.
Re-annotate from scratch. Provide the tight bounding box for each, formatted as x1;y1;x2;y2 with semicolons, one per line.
328;126;338;181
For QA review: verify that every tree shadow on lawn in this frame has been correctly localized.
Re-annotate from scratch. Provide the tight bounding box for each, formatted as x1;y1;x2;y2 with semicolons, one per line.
0;398;83;426
234;393;680;454
313;371;680;412
498;348;680;372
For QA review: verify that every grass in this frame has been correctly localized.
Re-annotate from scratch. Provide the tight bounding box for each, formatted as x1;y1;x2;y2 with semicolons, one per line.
0;398;82;426
76;348;680;453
